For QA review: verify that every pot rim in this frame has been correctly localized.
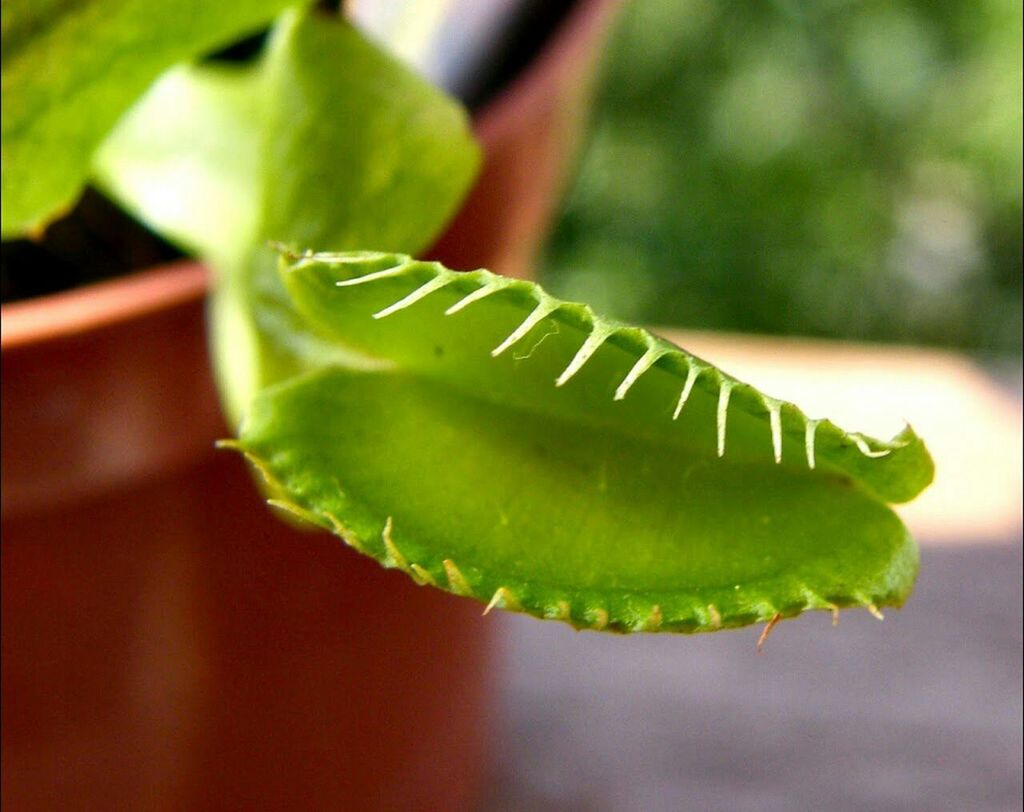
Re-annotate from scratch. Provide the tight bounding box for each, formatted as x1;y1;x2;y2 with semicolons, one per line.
0;260;208;350
0;0;614;351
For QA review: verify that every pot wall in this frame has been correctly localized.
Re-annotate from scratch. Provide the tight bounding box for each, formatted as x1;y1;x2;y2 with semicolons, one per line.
427;0;617;280
3;450;491;809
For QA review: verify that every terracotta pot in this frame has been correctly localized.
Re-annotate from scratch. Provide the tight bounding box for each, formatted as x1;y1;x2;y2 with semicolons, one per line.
1;2;618;809
426;0;617;281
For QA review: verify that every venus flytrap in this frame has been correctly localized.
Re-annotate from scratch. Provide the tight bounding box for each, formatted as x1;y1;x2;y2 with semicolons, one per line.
221;249;932;634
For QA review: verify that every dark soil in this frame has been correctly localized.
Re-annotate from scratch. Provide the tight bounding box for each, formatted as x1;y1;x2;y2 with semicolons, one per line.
1;189;184;304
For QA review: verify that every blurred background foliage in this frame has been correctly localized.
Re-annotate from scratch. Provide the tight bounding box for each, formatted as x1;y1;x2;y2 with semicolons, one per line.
541;0;1022;355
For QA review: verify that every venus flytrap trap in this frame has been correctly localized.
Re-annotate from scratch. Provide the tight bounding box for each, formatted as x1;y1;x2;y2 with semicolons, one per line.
220;248;932;635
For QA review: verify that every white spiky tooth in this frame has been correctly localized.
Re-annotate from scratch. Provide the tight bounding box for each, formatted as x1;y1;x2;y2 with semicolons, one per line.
672;365;701;420
335;265;408;287
373;275;450;319
483;586;520;615
445;279;505;315
380;516;408;571
614;346;663;400
645;604;663;631
805;419;819;469
852;591;885;620
756;612;783;653
555;327;612;387
315;250;396;264
766;399;783;464
323;511;366;554
492;299;557;356
443;559;473;596
852;434;892;458
266;498;317;525
716;380;734;457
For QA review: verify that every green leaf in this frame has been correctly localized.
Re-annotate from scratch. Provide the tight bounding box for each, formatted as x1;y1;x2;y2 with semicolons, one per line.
1;0;294;238
254;9;480;253
95;9;480;423
94;63;264;267
227;251;933;633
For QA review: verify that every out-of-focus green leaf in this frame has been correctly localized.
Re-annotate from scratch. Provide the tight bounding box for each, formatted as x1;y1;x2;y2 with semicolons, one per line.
255;9;480;253
94;64;264;268
1;0;294;238
95;9;480;423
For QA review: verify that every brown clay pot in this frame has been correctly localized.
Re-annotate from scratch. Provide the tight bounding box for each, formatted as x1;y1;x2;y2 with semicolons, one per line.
1;2;618;809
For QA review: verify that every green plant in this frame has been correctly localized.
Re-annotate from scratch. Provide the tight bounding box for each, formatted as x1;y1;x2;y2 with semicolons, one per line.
2;3;933;635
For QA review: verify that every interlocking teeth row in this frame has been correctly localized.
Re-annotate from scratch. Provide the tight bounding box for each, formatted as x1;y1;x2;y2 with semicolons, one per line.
331;256;901;467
